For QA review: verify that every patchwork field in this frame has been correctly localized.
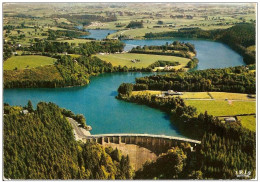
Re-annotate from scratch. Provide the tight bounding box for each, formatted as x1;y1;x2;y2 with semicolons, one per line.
185;100;256;116
96;53;190;69
209;92;255;101
4;56;56;70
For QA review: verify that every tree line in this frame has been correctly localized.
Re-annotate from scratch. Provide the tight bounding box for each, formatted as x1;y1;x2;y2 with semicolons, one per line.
47;29;90;40
28;40;125;56
130;41;195;59
134;65;256;94
4;102;133;179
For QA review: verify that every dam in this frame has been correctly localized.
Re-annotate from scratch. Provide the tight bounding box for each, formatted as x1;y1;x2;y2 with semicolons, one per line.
84;134;201;170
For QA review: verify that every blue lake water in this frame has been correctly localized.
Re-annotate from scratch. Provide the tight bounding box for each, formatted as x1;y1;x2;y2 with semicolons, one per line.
81;29;117;40
4;30;246;137
4;72;182;137
122;39;244;70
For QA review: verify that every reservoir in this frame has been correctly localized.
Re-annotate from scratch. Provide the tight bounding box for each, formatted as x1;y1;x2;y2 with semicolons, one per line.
4;30;245;137
122;39;245;70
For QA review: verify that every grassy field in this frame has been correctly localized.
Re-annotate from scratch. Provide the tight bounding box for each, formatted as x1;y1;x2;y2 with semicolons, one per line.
132;91;211;99
107;27;175;39
4;56;56;70
179;92;211;99
4;65;63;82
185;100;256;116
237;115;256;132
132;90;162;96
96;53;190;69
131;91;255;100
209;92;255;100
57;38;92;44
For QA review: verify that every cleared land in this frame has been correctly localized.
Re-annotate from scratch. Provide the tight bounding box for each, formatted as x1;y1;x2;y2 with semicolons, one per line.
209;92;255;101
107;27;175;39
132;90;162;96
131;90;256;131
237;115;256;132
57;38;92;44
4;56;56;70
185;100;256;116
132;91;211;99
96;53;190;69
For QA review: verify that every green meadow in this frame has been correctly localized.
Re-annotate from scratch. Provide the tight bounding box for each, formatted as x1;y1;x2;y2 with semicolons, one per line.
185;100;256;116
4;56;56;70
96;53;190;69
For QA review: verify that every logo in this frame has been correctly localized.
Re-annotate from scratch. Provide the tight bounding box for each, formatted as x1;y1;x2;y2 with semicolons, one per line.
235;170;251;178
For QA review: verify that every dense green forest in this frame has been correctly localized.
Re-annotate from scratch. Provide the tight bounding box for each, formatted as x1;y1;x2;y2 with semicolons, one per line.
130;41;195;59
144;24;256;64
134;65;256;94
117;85;255;179
47;29;90;40
3;39;125;61
186;58;199;69
4;102;132;179
29;40;125;55
126;21;144;28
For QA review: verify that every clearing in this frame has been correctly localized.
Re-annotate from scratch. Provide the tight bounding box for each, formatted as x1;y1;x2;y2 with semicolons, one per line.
4;55;56;70
96;53;190;69
185;100;255;116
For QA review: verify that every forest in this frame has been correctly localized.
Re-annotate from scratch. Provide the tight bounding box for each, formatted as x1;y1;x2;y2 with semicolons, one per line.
29;40;125;55
130;41;195;59
126;21;144;28
145;24;255;64
47;29;90;40
4;102;132;179
134;65;256;94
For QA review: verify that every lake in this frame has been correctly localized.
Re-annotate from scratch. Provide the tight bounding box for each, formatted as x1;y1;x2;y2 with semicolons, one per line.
81;29;117;40
4;30;245;137
122;39;245;70
4;72;182;137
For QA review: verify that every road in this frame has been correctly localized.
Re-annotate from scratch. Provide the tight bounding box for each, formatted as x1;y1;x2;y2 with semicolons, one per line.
67;117;91;141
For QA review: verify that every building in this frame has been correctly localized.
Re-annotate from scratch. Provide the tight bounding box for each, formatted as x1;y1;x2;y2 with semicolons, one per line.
20;110;29;115
166;90;183;96
248;94;256;98
224;117;236;123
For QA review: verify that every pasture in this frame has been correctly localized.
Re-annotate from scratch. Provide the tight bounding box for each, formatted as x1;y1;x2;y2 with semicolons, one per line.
4;56;56;70
96;53;190;69
209;92;255;101
237;115;256;132
185;100;256;116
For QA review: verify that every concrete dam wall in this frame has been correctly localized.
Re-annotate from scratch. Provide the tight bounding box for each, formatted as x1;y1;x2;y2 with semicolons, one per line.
84;134;201;170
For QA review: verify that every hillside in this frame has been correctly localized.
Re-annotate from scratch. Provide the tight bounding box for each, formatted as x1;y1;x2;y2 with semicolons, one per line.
4;102;132;179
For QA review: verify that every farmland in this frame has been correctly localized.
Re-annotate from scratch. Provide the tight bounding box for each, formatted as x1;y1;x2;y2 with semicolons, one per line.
237;115;256;132
96;53;190;69
185;100;255;116
4;55;56;70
